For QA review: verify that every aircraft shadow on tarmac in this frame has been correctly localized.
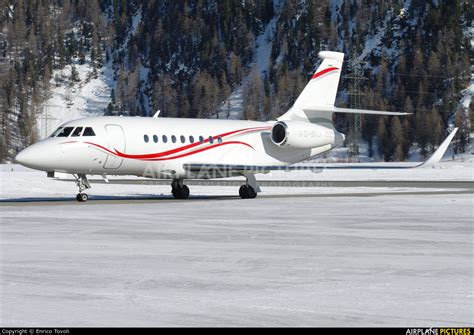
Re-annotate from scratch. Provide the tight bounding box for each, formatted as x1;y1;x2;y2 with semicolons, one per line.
0;194;241;203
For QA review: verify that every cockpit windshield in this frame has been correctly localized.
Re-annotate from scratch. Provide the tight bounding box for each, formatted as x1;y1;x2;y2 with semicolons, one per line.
49;126;96;137
49;127;64;137
82;127;95;136
71;127;83;137
56;127;75;137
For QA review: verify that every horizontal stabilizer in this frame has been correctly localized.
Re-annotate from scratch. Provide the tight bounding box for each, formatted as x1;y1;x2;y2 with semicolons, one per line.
303;106;412;116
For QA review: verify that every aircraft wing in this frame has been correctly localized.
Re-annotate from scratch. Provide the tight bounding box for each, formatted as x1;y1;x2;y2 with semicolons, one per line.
183;128;458;174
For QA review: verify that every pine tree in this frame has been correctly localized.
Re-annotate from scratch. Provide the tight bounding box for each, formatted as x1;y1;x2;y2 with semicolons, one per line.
390;117;405;161
70;65;80;83
377;117;391;161
415;110;430;158
454;110;470;154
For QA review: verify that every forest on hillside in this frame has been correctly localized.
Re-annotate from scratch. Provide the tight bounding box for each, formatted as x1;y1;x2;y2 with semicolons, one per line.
0;0;472;162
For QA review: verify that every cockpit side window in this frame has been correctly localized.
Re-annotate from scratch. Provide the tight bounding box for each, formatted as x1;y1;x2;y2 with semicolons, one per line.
82;127;95;136
56;127;74;137
49;127;64;137
71;127;83;137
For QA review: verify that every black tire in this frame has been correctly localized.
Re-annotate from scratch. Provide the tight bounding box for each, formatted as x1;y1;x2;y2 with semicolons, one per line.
76;193;88;202
180;185;190;199
172;185;190;199
246;186;257;198
239;185;248;198
239;185;257;199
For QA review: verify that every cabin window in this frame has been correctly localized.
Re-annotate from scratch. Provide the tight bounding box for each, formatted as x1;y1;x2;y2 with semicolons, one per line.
83;127;95;136
171;135;176;143
209;136;214;144
144;135;149;143
153;135;158;143
56;127;74;137
199;136;204;143
217;136;223;144
71;127;83;137
50;127;63;137
162;135;168;143
189;136;194;144
180;135;185;143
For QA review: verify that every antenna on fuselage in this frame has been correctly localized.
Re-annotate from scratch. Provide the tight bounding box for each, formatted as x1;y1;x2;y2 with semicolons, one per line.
153;110;161;118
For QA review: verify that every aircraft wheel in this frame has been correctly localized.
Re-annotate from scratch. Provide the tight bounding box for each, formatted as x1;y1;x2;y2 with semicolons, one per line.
239;185;247;198
76;193;88;202
180;185;190;199
239;185;257;199
172;185;190;199
246;186;257;199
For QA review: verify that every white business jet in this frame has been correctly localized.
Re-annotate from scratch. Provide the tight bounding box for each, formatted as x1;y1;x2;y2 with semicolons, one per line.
15;51;457;201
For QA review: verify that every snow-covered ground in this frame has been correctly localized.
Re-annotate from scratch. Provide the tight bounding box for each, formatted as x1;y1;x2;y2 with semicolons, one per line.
0;191;472;326
0;155;472;326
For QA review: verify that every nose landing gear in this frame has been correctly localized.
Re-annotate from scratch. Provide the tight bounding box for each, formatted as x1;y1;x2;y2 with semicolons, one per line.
171;179;190;199
73;174;91;202
76;193;89;202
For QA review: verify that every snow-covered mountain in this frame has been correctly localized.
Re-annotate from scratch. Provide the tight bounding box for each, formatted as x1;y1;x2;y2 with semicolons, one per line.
0;0;471;163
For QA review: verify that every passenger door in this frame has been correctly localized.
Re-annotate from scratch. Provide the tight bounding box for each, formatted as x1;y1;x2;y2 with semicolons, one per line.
103;124;125;169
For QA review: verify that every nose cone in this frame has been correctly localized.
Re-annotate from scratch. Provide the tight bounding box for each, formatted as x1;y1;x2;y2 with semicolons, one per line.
15;142;59;171
15;147;33;167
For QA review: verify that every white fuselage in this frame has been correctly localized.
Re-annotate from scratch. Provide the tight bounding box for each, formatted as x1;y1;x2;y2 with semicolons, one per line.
16;116;338;179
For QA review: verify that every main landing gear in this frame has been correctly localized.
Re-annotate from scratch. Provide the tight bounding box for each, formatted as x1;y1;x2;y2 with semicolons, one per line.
74;174;91;202
239;173;260;199
239;184;257;199
171;179;190;199
171;174;260;200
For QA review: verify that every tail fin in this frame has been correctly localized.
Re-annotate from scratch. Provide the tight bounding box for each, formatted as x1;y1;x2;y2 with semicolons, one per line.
278;51;411;126
278;51;344;125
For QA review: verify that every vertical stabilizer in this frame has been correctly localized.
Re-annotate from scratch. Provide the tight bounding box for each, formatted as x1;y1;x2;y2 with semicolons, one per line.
278;51;344;125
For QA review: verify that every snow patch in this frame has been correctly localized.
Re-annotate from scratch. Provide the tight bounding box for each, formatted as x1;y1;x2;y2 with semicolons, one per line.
216;15;278;119
37;58;115;139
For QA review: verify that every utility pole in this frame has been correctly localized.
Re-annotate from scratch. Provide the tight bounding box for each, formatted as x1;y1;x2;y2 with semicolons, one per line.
344;54;367;160
37;103;58;139
346;57;367;135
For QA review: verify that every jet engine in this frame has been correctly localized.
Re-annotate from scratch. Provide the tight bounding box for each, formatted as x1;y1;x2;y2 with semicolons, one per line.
271;120;341;149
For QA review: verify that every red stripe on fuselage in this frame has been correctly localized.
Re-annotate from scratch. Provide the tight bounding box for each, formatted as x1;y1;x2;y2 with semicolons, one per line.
63;125;269;161
113;125;270;159
83;140;254;161
141;141;254;161
311;67;339;80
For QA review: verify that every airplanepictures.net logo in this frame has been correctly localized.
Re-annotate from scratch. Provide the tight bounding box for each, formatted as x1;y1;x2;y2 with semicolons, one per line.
406;329;471;335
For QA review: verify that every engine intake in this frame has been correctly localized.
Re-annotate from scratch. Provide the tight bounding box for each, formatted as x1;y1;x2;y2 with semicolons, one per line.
271;122;288;145
271;120;339;149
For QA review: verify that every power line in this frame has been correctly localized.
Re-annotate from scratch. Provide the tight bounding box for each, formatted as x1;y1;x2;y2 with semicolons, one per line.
344;55;368;138
392;72;470;79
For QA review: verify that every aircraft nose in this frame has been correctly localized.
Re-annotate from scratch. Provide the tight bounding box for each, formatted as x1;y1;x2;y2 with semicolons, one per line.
15;147;33;166
15;143;57;170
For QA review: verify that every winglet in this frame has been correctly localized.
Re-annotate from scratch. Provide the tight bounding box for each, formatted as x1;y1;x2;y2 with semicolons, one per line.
420;128;458;168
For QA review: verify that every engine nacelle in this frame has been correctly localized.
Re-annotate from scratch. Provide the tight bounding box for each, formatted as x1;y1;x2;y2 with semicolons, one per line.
271;120;339;149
